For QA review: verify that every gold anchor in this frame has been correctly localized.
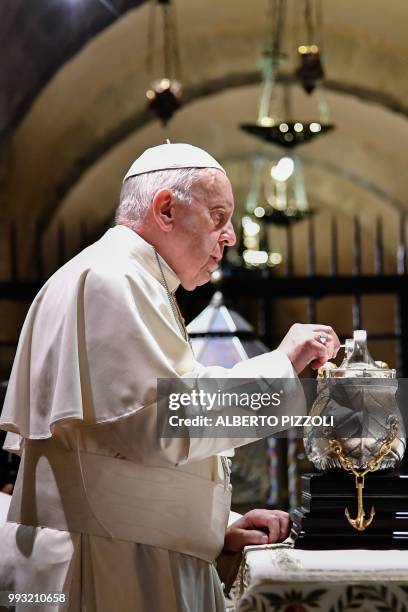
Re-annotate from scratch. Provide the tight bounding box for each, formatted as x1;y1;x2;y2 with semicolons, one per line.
328;422;398;532
345;473;375;531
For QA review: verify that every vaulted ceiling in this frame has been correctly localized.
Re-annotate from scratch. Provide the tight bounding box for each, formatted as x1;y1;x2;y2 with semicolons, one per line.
0;0;144;141
1;0;408;276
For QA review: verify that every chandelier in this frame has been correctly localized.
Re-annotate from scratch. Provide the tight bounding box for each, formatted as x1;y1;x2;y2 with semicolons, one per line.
237;0;334;267
240;0;333;148
145;0;182;125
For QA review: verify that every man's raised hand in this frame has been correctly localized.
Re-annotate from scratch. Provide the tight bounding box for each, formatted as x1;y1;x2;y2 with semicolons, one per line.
278;323;340;374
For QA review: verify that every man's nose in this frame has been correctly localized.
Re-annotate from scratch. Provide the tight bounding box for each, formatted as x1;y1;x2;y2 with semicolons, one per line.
221;221;236;247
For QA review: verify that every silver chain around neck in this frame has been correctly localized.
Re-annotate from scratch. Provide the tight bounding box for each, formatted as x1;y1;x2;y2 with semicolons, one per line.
154;248;189;343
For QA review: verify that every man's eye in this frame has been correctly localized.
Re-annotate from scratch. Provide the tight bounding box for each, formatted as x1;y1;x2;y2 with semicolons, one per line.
213;212;224;226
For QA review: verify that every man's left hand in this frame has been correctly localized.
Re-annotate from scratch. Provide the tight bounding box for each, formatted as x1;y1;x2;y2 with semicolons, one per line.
223;509;290;553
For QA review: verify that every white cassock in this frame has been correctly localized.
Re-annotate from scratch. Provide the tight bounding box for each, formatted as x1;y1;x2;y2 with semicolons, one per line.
0;225;296;612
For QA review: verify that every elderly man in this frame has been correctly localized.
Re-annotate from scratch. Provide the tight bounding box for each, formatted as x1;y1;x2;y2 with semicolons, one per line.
0;143;339;612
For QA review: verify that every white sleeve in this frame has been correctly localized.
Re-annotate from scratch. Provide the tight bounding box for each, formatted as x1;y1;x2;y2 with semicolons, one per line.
173;349;298;463
187;348;295;379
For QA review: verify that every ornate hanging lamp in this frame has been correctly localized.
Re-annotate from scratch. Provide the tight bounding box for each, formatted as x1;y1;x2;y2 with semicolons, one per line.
240;0;334;147
296;0;325;94
145;0;182;125
236;0;334;266
245;151;311;227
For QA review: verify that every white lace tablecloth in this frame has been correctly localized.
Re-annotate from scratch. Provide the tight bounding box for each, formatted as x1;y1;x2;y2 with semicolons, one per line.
236;544;408;611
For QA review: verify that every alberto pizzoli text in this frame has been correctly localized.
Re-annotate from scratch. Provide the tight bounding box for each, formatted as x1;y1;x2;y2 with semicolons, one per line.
168;414;334;428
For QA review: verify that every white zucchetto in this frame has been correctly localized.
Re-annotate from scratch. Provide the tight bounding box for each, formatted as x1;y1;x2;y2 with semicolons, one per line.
123;142;225;181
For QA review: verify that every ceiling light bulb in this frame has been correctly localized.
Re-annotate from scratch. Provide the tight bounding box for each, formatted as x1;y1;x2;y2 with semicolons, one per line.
254;207;265;218
269;252;283;265
243;250;268;266
271;157;294;182
243;220;260;236
259;116;274;127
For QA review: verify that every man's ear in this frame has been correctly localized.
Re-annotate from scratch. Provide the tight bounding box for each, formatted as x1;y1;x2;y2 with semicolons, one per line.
151;188;175;232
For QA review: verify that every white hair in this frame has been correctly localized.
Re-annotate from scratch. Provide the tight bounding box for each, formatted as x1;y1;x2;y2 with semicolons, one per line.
115;167;210;226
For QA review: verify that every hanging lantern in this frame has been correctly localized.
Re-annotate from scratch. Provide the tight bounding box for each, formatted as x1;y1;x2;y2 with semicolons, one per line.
296;45;324;94
146;78;182;124
241;119;332;148
240;0;333;147
236;0;331;264
263;154;313;225
296;1;325;94
235;153;310;270
145;0;182;125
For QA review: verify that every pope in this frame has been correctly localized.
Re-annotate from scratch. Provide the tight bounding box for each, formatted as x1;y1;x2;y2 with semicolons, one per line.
0;143;339;612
